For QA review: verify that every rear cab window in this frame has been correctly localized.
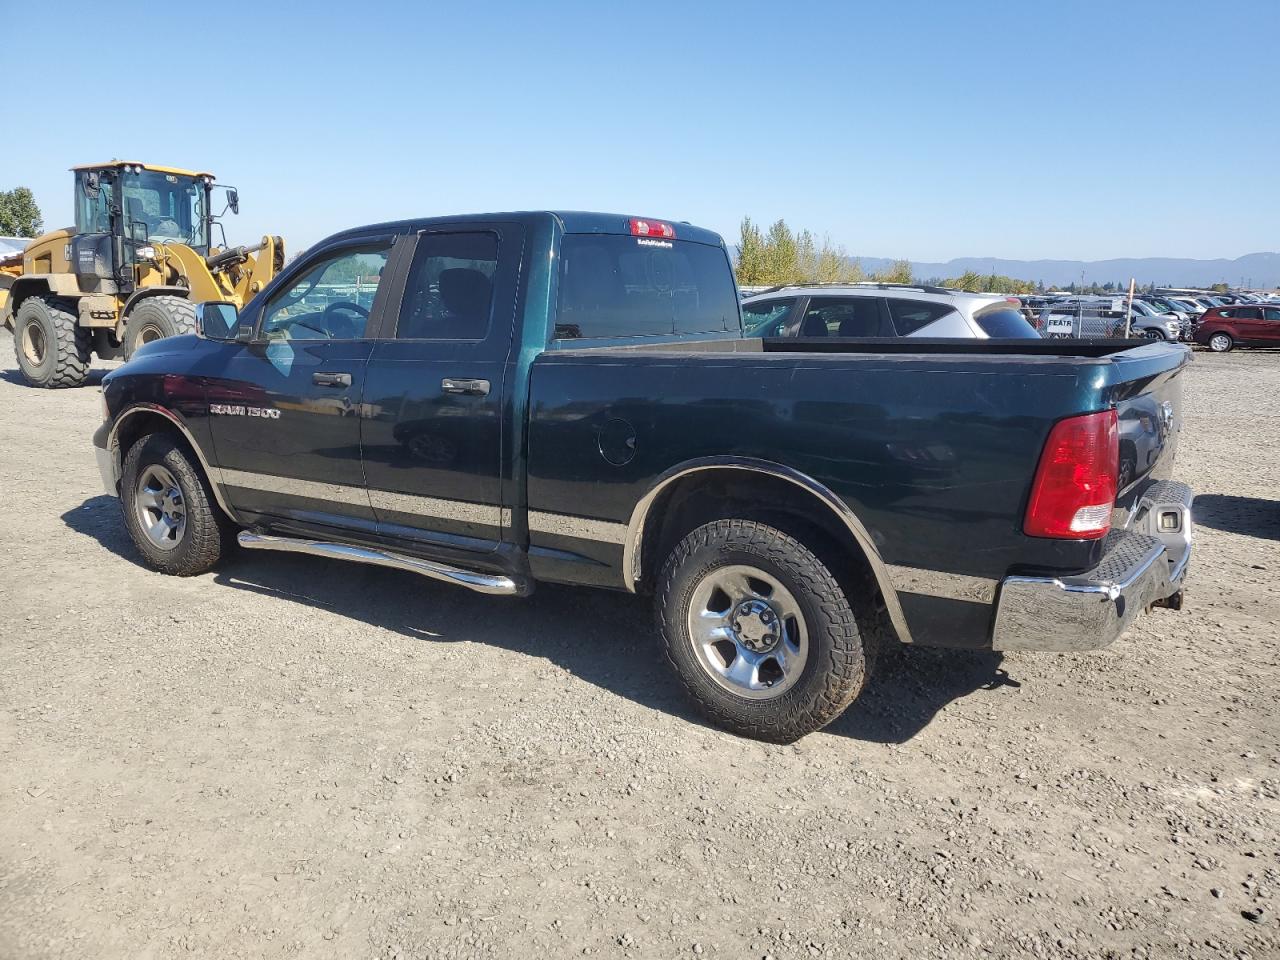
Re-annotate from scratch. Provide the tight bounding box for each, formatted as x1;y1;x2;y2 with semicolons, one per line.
555;234;740;341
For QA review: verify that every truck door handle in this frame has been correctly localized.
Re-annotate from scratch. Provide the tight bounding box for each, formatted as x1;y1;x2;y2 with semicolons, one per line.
312;372;352;388
441;378;490;397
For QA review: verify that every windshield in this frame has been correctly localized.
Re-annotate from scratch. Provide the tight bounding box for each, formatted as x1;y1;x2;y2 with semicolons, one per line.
120;169;209;250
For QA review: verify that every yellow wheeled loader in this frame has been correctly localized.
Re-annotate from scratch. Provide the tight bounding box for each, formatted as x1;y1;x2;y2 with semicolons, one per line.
0;161;284;387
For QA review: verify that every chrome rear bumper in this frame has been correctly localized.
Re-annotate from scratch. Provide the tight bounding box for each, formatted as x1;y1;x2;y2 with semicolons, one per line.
991;481;1192;652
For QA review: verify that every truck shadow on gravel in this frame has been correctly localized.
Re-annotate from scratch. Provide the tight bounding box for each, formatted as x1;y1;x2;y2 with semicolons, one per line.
63;494;1017;744
1193;494;1280;542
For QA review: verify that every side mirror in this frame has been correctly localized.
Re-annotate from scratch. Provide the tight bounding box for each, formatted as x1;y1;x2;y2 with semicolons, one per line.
83;171;101;199
129;220;148;242
227;189;240;215
196;301;241;341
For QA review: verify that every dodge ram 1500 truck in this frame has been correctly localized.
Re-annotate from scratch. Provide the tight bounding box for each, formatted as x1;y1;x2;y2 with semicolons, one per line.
93;211;1194;741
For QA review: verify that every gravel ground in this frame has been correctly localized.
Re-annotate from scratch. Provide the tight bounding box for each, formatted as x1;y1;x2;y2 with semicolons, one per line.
1;339;1277;960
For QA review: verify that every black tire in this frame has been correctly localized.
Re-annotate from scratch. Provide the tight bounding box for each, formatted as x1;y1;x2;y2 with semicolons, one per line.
120;432;235;576
1141;328;1165;340
13;295;91;388
1208;332;1234;353
656;519;869;742
123;296;195;359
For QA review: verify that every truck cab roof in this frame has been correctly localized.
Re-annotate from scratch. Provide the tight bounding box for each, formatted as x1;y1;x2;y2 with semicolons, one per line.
319;211;725;249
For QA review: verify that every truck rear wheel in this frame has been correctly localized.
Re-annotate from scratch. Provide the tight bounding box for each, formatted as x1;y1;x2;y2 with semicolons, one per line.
123;296;195;359
656;519;869;742
13;295;91;388
120;432;234;576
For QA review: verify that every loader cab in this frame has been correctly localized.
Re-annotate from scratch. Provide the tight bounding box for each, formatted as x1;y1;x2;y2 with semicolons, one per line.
74;163;214;255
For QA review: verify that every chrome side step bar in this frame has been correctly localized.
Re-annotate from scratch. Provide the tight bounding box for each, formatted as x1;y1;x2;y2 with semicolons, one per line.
237;532;520;596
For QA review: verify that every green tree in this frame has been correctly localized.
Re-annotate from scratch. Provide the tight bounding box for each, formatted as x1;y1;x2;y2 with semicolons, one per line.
762;219;798;284
0;187;43;237
736;217;768;284
1210;282;1229;293
946;270;984;292
871;259;913;284
734;216;864;286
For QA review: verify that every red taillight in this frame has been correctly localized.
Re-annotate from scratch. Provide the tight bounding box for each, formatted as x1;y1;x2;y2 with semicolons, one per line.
1024;409;1119;539
629;218;676;239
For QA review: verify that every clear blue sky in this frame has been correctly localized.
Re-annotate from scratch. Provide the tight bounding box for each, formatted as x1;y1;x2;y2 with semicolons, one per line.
3;0;1276;262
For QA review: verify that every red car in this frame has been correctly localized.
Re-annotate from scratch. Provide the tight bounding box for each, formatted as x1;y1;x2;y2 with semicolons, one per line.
1193;303;1280;352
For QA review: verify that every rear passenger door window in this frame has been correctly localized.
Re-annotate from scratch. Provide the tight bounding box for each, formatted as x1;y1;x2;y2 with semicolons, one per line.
887;299;960;336
795;297;887;337
394;232;499;340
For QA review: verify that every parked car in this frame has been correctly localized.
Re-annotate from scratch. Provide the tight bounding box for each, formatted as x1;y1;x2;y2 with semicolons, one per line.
1174;297;1212;316
93;210;1194;743
1038;297;1180;340
1193;303;1280;351
742;283;1041;339
1136;297;1195;338
1126;299;1186;341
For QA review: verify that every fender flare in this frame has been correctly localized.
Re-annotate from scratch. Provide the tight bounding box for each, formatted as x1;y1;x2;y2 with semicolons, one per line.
3;275;80;328
108;403;239;522
621;456;913;644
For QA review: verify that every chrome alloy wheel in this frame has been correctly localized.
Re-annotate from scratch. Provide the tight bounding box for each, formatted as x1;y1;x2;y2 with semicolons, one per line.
686;564;808;699
134;464;187;550
1209;333;1231;352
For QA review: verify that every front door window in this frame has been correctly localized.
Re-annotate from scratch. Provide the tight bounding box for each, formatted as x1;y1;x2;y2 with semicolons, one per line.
261;247;390;340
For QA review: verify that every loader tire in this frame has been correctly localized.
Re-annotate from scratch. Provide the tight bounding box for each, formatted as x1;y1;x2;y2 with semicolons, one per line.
13;295;91;388
123;296;195;359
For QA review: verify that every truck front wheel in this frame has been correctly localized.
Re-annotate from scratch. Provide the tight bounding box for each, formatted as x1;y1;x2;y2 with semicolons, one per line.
13;295;91;388
123;296;195;359
120;432;234;576
656;519;869;742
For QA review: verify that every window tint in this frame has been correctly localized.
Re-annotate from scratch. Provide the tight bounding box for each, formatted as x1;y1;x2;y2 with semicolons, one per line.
556;235;738;339
1236;307;1262;320
743;298;795;335
974;305;1041;338
1266;308;1280;321
261;245;389;340
397;232;499;340
887;299;956;335
798;297;885;337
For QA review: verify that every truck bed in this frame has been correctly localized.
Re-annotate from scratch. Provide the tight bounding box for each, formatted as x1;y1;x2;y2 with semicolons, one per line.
525;337;1190;646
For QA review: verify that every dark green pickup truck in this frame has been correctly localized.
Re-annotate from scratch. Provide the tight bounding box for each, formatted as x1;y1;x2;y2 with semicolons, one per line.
93;211;1194;741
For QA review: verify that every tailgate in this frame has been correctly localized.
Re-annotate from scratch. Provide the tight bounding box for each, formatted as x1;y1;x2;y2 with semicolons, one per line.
1104;342;1190;515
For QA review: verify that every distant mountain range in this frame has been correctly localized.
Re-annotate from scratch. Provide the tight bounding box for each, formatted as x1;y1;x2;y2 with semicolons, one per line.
850;252;1280;289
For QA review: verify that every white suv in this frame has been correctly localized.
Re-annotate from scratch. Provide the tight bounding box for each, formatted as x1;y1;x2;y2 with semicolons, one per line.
741;283;1041;340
